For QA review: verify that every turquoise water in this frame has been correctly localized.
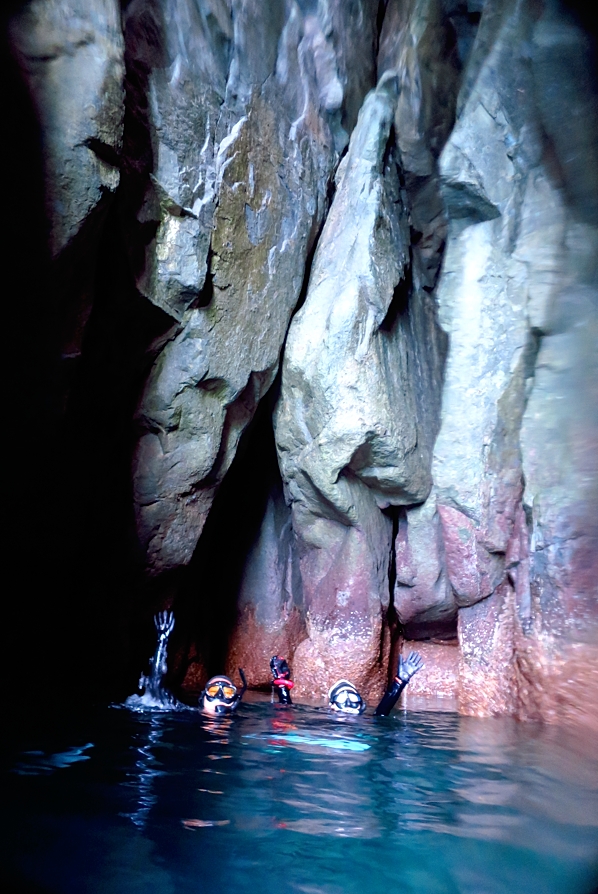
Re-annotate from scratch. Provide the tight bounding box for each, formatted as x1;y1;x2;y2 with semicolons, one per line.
3;694;598;894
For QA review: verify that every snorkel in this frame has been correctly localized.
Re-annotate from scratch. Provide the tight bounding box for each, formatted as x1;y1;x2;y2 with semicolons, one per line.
328;679;366;715
199;669;247;716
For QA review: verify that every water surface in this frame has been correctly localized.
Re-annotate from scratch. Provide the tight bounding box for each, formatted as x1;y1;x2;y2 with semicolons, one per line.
3;695;598;894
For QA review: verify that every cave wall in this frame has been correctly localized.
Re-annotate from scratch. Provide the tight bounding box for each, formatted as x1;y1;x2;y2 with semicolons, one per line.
5;0;597;726
432;0;598;726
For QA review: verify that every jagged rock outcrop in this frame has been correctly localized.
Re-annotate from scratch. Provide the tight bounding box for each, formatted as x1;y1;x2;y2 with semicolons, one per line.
129;0;381;576
9;0;124;258
429;0;598;724
273;74;445;698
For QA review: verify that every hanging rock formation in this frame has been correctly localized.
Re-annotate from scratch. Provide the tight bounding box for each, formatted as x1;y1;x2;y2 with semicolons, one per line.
9;0;124;258
128;0;381;575
378;0;463;637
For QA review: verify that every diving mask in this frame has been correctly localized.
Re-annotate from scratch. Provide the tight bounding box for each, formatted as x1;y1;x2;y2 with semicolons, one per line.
204;677;237;703
328;679;365;714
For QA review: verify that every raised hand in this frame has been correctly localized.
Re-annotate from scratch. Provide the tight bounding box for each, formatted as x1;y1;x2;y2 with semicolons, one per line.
270;655;293;705
397;650;424;683
270;655;291;680
154;611;175;638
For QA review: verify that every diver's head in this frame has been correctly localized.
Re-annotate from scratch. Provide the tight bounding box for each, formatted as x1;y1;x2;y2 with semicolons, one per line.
328;679;366;715
200;675;240;716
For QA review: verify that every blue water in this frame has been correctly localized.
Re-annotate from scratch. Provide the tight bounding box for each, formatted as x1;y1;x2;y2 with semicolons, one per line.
3;694;598;894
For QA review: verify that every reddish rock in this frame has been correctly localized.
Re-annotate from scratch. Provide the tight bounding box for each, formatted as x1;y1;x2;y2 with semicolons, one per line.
394;500;456;631
515;637;598;736
223;486;308;688
456;500;598;732
401;640;459;700
530;504;598;639
457;580;519;717
292;623;390;704
226;604;306;691
180;658;206;695
438;504;505;606
290;516;393;702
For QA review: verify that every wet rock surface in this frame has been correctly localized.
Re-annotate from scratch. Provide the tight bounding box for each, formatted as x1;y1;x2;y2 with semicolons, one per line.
432;0;598;723
5;0;598;730
401;639;460;701
128;0;384;575
273;72;447;696
394;499;456;636
8;0;125;402
225;481;306;689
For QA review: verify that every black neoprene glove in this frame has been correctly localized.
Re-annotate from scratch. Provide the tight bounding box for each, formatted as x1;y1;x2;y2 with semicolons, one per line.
374;650;424;716
397;651;425;683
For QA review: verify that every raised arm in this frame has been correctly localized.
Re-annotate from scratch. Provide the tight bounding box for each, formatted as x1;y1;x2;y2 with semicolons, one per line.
238;668;247;699
270;655;294;705
374;651;424;716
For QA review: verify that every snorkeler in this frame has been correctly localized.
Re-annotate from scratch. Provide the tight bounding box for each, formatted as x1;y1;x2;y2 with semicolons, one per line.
327;679;366;715
270;655;294;705
199;669;247;716
328;651;424;716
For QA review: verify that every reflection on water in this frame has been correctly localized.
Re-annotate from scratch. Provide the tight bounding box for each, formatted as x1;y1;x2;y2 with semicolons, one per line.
121;715;165;830
3;695;598;894
12;742;94;775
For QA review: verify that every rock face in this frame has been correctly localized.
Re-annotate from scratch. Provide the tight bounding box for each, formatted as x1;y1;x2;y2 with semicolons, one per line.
225;481;305;687
394;501;455;636
431;0;598;724
6;0;598;727
378;0;462;637
9;0;124;369
128;0;382;576
273;74;446;698
401;639;459;701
